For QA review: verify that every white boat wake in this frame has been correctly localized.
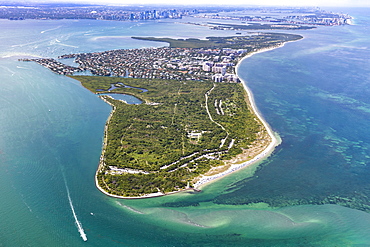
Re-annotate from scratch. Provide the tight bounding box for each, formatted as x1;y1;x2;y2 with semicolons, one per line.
63;177;87;242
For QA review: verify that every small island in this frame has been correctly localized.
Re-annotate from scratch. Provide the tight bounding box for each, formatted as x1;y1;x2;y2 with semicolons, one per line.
23;33;302;198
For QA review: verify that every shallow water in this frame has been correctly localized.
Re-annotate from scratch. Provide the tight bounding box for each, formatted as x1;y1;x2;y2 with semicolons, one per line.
1;8;370;246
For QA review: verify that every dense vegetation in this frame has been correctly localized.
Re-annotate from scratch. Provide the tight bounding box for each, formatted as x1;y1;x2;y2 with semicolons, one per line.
71;76;262;197
132;33;302;49
65;33;303;197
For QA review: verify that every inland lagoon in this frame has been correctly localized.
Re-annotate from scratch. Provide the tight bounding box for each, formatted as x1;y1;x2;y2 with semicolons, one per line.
1;7;370;246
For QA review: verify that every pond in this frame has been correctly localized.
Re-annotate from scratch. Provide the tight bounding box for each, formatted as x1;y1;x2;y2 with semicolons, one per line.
103;93;142;104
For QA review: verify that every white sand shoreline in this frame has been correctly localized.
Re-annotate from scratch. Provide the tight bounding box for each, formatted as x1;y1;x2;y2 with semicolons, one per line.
95;43;291;199
193;45;284;189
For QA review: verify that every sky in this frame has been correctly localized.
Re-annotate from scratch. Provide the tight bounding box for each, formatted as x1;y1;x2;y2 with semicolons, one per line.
16;0;370;7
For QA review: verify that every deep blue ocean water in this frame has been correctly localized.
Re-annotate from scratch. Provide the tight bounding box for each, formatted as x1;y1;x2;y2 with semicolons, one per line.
1;8;370;246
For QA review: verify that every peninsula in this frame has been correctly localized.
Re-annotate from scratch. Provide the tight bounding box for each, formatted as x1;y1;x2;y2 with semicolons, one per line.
23;33;302;198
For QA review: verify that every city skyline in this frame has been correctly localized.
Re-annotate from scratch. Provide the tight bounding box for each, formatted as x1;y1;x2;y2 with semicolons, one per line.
5;0;370;7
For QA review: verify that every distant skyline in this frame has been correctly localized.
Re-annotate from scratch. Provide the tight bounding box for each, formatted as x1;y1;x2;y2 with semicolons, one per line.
7;0;370;7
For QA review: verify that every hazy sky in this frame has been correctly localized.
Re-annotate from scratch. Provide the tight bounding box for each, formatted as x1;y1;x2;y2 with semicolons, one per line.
23;0;370;7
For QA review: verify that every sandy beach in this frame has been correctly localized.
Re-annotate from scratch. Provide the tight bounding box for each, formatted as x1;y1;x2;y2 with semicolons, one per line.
191;39;305;190
192;45;284;189
95;44;288;199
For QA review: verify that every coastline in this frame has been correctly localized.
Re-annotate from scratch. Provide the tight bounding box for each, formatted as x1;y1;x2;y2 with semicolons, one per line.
192;45;283;190
94;44;286;199
95;96;196;199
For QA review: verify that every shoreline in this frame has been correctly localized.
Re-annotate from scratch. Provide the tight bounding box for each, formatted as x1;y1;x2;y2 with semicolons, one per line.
193;45;284;190
94;96;197;199
94;44;287;199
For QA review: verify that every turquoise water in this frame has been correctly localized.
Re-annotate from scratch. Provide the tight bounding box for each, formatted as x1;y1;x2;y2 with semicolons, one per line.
1;8;370;246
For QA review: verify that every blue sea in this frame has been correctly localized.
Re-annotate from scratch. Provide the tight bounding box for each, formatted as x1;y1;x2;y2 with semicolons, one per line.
1;8;370;246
